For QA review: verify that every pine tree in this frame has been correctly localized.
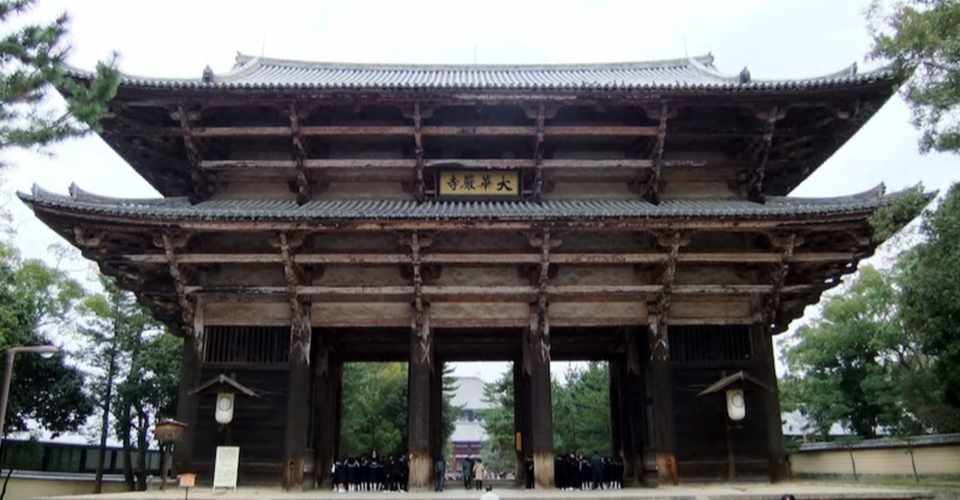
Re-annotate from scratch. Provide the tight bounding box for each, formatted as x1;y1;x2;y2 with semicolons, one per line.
0;0;118;151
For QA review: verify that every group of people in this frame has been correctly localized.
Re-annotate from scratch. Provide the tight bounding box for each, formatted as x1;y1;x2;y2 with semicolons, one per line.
331;453;408;493
457;458;488;490
554;452;624;490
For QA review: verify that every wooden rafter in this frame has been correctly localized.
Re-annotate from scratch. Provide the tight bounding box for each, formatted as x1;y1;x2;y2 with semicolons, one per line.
176;104;210;203
532;103;546;201
288;103;311;204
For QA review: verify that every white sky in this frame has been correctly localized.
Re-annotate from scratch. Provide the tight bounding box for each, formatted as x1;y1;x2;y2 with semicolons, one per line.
0;0;957;385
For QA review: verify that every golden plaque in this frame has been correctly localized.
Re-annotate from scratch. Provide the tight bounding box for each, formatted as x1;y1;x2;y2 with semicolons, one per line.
439;170;520;197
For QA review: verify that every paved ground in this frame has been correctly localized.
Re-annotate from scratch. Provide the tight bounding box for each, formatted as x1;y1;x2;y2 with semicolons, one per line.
35;482;934;500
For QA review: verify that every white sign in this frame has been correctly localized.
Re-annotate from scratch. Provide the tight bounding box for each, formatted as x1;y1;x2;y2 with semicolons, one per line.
213;446;240;489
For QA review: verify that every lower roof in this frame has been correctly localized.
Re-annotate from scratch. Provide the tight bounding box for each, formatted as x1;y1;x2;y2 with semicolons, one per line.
18;184;902;224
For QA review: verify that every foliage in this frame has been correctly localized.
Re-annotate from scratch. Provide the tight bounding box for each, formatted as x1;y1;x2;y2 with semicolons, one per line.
76;275;159;491
552;362;611;455
782;264;959;438
0;240;91;434
478;370;515;475
0;0;119;150
869;183;931;241
869;0;960;153
479;362;612;475
898;182;960;418
339;362;457;458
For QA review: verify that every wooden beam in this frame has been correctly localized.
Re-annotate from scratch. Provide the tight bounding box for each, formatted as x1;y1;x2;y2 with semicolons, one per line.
121;251;858;266
166;124;664;138
288;104;311;204
199;157;718;171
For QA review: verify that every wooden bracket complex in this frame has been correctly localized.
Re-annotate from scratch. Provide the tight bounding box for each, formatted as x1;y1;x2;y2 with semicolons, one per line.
413;103;426;203
176;104;211;203
642;102;670;204
156;232;197;342
744;106;785;202
533;103;546;202
764;233;800;333
279;232;311;365
650;231;689;360
288;103;312;204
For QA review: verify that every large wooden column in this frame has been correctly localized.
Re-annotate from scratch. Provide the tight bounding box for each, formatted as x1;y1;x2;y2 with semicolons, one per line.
753;324;787;481
513;359;532;487
647;312;677;486
407;308;434;490
617;326;647;486
522;311;554;488
429;360;444;473
312;344;338;489
173;322;200;475
523;229;555;488
281;233;312;490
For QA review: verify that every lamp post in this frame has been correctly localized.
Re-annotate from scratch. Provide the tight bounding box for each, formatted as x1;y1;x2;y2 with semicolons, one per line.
0;345;60;436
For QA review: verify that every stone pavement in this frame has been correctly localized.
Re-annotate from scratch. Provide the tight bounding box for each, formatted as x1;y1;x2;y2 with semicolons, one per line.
34;482;933;500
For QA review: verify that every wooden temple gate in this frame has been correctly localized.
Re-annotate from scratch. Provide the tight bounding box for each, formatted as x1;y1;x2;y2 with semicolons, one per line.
20;53;916;489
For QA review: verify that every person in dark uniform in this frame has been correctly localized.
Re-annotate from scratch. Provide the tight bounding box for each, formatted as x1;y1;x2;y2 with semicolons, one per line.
434;455;446;492
590;451;603;490
524;456;534;489
462;458;472;489
333;457;345;492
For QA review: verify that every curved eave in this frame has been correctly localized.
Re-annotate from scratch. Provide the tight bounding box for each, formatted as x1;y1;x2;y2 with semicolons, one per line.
64;55;899;94
17;184;922;231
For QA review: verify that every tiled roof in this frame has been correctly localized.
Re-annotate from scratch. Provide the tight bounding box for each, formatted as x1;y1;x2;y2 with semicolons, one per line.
19;184;905;223
68;53;896;92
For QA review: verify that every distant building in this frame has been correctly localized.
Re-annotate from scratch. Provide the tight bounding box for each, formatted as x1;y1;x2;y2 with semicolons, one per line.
450;377;492;474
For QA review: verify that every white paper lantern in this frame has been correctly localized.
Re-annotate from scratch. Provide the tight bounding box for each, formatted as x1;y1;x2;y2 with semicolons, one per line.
215;392;235;424
726;389;745;421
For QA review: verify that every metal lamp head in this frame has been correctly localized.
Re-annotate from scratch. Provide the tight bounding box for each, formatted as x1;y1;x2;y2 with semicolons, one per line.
154;419;187;444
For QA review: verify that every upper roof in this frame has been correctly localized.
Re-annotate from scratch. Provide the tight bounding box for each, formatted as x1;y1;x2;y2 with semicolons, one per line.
70;53;896;92
451;377;493;411
19;183;910;224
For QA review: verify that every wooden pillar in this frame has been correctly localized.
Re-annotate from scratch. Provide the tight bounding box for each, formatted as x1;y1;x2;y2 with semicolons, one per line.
522;313;554;488
753;324;787;482
282;305;312;490
172;331;200;475
647;315;678;486
173;297;203;475
620;326;647;486
429;359;444;476
407;310;433;491
333;360;343;462
512;360;525;487
609;356;624;455
313;344;337;489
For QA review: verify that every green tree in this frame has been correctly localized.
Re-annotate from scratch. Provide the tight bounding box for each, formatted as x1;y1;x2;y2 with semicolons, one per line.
869;0;960;153
77;275;152;492
0;0;118;150
0;241;91;435
780;265;954;439
898;183;960;423
478;370;515;475
553;362;611;455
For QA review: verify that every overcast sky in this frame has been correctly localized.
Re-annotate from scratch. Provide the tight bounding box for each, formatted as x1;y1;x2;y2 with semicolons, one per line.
0;0;956;384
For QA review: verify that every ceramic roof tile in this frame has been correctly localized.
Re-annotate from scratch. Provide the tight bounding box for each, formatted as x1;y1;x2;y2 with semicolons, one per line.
19;184;913;224
67;53;896;92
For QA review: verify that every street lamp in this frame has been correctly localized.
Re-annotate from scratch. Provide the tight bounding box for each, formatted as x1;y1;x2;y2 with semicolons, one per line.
0;345;60;436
